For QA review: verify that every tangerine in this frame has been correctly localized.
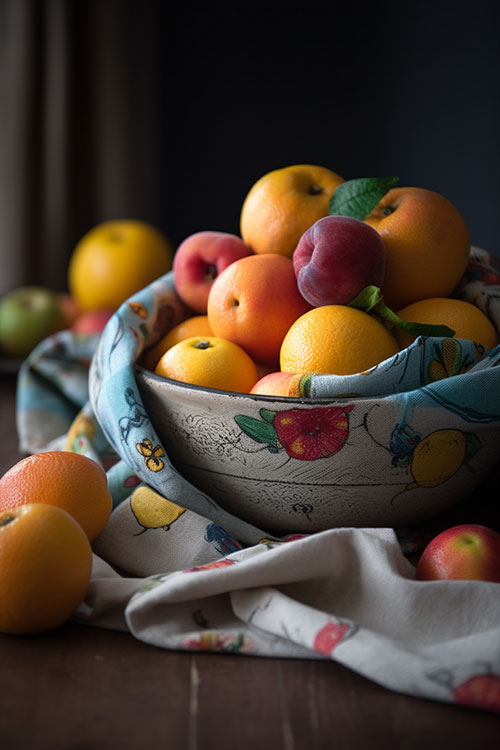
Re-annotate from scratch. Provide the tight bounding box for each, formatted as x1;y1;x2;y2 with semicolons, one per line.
207;253;311;363
395;297;499;350
155;336;260;393
141;315;213;371
0;451;112;542
0;503;92;634
240;164;344;258
280;305;399;376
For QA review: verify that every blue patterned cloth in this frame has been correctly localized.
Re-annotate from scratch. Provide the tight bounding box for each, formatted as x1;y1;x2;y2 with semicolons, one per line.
13;246;500;715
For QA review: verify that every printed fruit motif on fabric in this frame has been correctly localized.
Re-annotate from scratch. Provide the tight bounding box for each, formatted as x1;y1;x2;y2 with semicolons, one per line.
234;405;354;461
130;486;186;534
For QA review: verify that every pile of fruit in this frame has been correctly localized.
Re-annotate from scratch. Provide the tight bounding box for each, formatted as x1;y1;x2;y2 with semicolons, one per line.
141;165;498;395
1;163;500;638
0;220;173;359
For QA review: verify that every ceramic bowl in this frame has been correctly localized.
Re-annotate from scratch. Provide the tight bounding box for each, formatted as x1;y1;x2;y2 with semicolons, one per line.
135;342;500;533
91;246;500;535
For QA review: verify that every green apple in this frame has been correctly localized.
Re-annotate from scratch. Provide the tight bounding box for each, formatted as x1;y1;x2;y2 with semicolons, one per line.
0;286;65;358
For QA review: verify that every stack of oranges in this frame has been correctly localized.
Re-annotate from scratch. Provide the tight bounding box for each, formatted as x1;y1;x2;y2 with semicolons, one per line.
0;452;112;635
144;163;498;396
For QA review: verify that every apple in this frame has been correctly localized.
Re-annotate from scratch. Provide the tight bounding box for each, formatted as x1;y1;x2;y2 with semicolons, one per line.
173;231;253;313
0;286;66;358
293;215;387;307
250;371;295;397
57;293;81;328
416;524;500;582
72;309;114;336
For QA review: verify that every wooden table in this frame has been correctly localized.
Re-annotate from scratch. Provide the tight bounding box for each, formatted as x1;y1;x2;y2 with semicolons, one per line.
0;373;498;748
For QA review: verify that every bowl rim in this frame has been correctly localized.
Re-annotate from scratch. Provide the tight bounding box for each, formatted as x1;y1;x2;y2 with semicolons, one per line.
134;364;382;405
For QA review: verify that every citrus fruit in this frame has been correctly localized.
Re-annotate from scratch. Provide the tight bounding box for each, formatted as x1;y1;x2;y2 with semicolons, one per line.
364;187;471;310
154;336;260;393
68;220;173;311
141;315;213;371
0;503;92;634
240;164;344;258
280;305;399;376
0;451;112;542
207;253;311;363
395;297;499;350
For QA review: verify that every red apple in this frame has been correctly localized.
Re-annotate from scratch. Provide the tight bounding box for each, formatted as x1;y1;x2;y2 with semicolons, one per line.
57;293;81;328
72;309;114;336
173;231;253;313
416;524;500;582
293;215;387;307
250;372;295;397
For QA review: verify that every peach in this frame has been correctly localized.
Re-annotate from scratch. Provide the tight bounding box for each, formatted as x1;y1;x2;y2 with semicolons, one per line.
173;231;253;314
416;524;500;582
72;309;114;336
250;372;295;397
293;216;387;307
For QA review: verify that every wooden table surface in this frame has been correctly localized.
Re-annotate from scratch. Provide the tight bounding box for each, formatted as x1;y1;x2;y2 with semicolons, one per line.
0;372;499;749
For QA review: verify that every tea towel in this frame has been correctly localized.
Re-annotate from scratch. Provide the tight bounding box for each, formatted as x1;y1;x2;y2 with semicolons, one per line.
14;246;500;714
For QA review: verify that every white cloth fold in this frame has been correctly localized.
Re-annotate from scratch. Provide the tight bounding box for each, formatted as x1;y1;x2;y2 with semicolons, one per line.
76;526;500;713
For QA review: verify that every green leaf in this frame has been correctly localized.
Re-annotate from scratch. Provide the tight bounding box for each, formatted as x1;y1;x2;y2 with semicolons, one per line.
349;286;456;339
329;176;400;220
234;414;278;445
259;408;276;424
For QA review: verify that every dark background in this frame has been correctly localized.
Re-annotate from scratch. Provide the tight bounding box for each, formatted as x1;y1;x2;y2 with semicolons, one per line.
1;1;500;293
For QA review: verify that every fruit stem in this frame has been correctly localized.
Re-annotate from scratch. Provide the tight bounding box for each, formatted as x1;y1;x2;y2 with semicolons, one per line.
349;286;456;338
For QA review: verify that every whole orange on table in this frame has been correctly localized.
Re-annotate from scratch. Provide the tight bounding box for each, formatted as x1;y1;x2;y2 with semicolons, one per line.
240;164;344;258
68;219;173;312
0;503;92;634
0;451;112;542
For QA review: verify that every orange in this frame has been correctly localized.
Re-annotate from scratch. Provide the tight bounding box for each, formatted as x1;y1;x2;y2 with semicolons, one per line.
0;451;112;542
68;220;173;311
395;297;499;350
364;187;471;310
155;336;260;393
141;315;213;371
207;253;311;363
280;305;399;376
0;503;92;634
240;164;344;258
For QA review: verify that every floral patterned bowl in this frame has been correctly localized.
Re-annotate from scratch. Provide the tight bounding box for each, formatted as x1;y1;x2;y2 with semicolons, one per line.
91;247;500;536
135;344;500;534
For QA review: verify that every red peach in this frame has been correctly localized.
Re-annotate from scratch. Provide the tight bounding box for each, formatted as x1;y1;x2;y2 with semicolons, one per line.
72;309;114;336
293;215;387;307
250;372;295;397
173;231;253;314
